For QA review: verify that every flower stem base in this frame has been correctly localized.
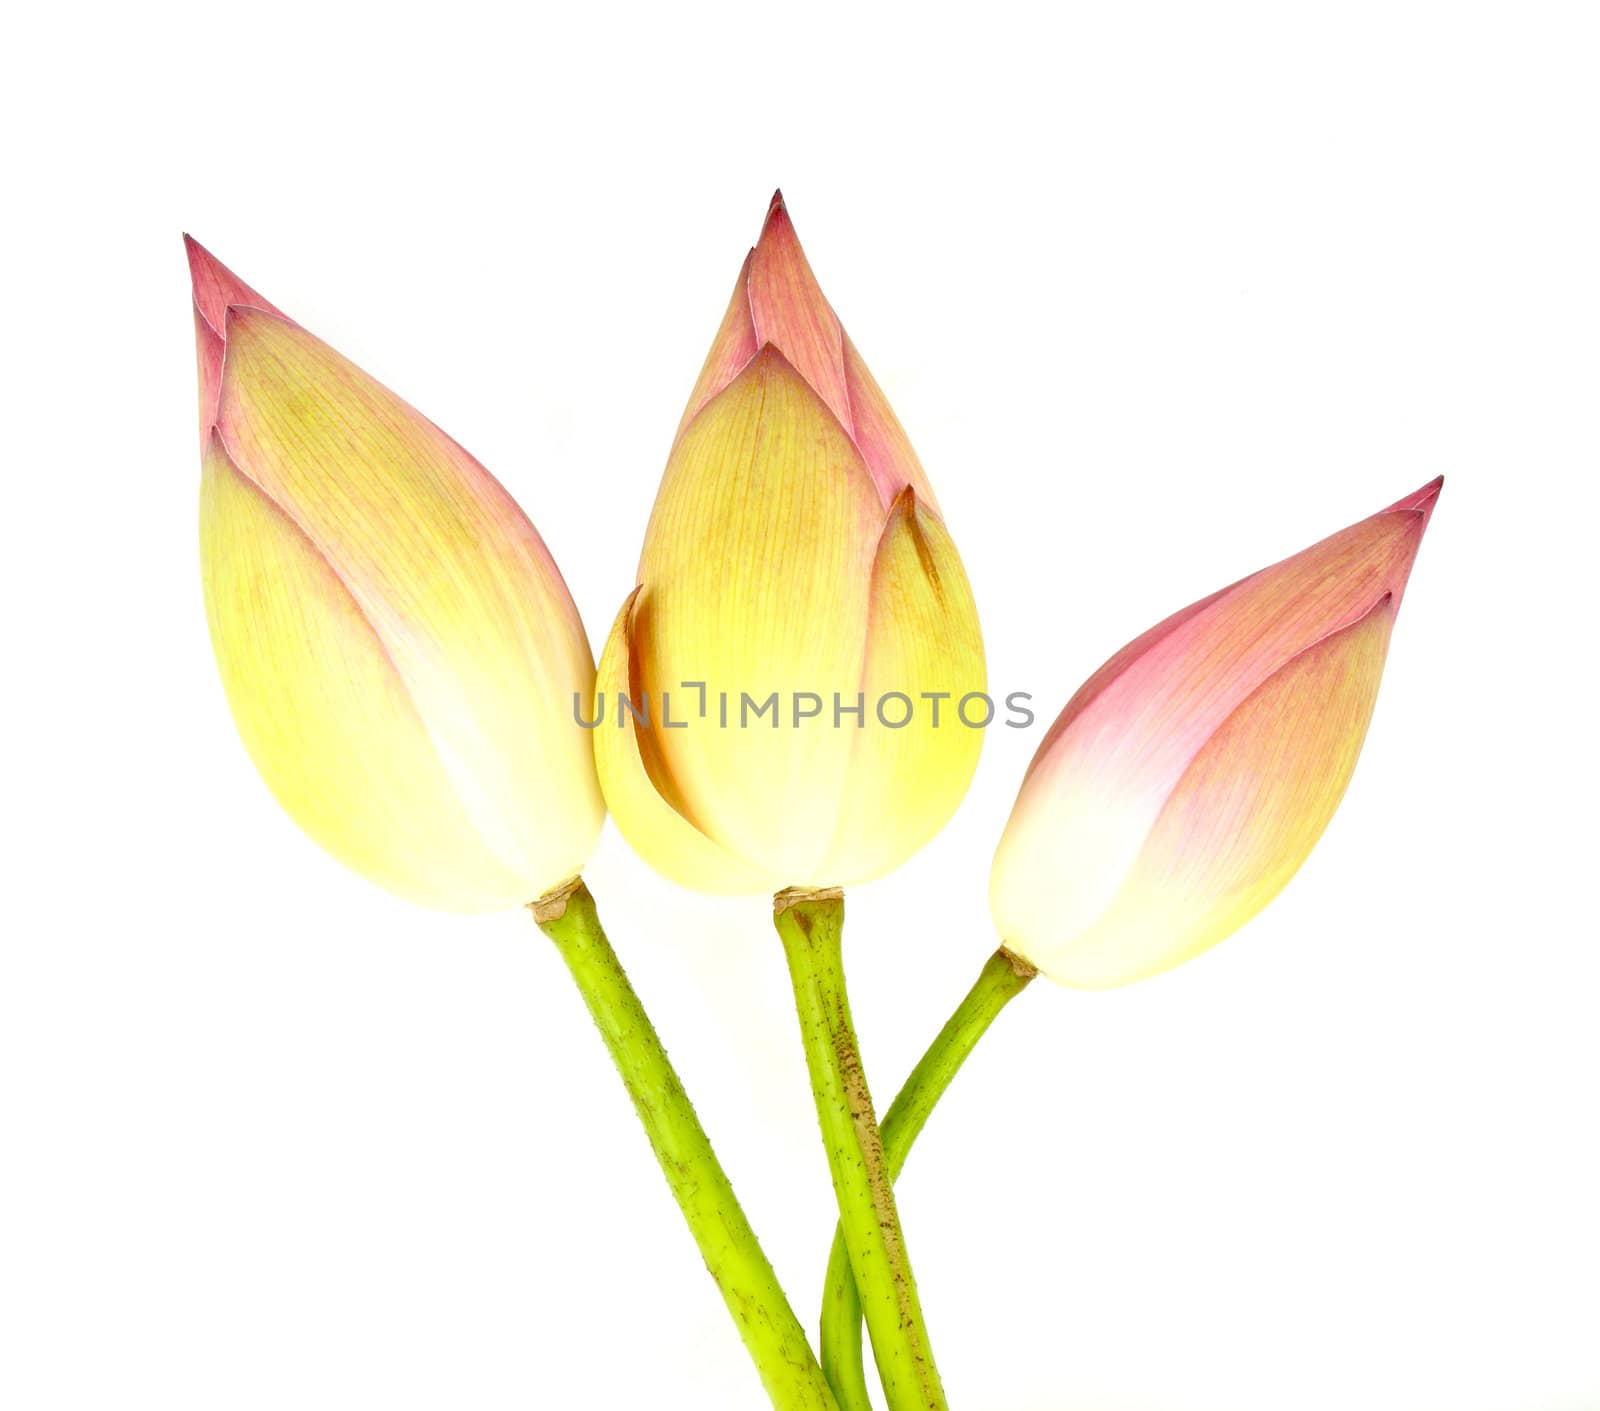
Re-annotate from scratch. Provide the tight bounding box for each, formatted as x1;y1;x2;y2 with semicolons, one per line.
535;879;837;1411
774;888;949;1411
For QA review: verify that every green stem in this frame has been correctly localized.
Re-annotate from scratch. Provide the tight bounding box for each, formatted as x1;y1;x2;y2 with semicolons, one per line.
534;879;838;1411
773;888;948;1411
818;948;1036;1411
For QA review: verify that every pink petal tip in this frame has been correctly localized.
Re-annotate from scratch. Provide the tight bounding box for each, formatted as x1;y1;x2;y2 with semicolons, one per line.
183;235;283;337
1382;475;1445;527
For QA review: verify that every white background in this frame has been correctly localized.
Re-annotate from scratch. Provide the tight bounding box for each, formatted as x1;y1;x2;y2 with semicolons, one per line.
4;3;1597;1409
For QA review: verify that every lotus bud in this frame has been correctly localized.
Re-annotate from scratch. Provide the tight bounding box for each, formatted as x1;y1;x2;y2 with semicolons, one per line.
188;238;603;911
990;480;1442;987
594;194;985;893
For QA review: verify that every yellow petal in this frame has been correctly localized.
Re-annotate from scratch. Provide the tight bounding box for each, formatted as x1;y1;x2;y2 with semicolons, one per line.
592;592;778;894
818;490;985;884
674;254;759;444
633;346;885;882
200;436;536;910
998;597;1395;987
216;307;603;899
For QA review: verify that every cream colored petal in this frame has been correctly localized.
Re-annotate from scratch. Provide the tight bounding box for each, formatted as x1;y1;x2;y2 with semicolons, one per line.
996;597;1395;986
200;436;537;911
1011;504;1429;944
593;592;779;894
216;307;604;897
818;490;985;885
1019;581;1238;786
1058;512;1421;795
634;347;885;882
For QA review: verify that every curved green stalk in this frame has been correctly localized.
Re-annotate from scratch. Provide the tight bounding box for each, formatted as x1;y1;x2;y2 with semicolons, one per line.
774;888;947;1411
534;879;838;1411
818;948;1037;1411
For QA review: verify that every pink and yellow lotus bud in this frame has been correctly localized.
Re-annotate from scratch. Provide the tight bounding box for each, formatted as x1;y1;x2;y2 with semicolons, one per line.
990;480;1442;988
188;238;603;911
594;194;984;894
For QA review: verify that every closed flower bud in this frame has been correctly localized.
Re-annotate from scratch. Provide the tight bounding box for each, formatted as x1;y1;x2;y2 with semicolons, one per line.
991;480;1442;987
595;195;984;893
189;238;603;911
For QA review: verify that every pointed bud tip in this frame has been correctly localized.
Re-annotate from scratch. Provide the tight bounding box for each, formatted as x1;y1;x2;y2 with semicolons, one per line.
758;189;795;243
183;232;219;283
1383;475;1444;516
185;238;284;338
1380;476;1444;540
